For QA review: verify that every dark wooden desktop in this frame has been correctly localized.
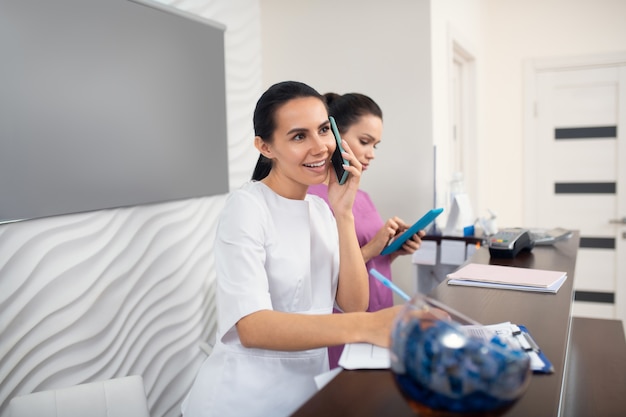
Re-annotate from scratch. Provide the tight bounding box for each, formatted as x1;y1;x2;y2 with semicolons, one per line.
292;232;626;416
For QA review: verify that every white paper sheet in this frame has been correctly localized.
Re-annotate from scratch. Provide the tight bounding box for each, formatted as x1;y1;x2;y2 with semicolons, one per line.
314;367;343;390
337;323;550;373
337;343;390;370
462;322;547;371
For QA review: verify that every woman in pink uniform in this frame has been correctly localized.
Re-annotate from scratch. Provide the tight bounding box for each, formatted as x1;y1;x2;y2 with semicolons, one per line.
308;92;424;368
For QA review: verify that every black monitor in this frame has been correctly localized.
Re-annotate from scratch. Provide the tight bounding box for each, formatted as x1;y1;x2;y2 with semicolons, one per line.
0;0;229;223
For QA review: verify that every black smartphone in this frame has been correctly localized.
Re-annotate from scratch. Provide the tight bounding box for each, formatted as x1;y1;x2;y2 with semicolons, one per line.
329;116;349;185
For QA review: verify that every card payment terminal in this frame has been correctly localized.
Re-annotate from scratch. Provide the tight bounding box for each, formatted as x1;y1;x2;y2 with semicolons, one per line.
488;228;534;258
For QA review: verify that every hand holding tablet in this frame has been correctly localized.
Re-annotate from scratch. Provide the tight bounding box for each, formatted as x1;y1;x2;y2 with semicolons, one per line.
380;208;444;255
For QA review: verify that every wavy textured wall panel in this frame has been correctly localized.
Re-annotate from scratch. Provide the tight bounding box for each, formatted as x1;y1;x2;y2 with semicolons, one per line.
0;196;224;417
0;1;262;416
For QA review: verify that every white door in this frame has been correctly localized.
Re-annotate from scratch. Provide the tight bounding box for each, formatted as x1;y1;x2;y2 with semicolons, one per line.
524;54;626;329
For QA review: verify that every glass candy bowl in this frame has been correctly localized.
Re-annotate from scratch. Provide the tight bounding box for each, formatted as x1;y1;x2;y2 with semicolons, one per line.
390;295;531;416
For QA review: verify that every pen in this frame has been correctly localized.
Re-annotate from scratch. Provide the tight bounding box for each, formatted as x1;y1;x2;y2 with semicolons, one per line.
523;331;541;352
370;268;411;301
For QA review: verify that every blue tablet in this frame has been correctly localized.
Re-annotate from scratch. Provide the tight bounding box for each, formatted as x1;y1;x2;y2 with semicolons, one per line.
380;208;444;255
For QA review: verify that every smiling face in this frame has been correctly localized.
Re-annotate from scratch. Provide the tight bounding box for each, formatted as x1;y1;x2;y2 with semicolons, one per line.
255;96;335;199
340;114;383;172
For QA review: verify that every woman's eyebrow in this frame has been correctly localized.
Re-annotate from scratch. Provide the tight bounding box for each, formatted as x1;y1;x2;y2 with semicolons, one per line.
362;133;380;143
286;127;308;135
286;121;328;136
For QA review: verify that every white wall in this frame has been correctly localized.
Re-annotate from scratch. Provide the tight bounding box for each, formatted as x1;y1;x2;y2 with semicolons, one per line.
480;0;626;226
429;0;486;223
260;0;626;295
430;0;626;228
260;0;435;296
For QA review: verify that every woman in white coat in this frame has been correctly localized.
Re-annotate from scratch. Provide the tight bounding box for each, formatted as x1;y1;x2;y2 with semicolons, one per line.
181;81;402;417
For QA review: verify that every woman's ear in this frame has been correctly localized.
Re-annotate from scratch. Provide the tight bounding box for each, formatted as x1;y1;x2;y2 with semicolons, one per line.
254;136;273;159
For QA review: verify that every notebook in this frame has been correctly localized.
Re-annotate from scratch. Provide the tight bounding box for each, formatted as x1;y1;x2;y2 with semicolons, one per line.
447;263;567;293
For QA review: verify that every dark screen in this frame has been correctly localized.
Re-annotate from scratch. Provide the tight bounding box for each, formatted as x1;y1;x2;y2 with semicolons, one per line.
0;0;228;223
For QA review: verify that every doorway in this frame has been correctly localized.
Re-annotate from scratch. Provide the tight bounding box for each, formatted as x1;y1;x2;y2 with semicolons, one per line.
441;32;477;227
524;53;626;328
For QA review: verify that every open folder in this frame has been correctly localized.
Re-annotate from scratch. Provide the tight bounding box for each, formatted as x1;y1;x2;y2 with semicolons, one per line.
447;263;567;293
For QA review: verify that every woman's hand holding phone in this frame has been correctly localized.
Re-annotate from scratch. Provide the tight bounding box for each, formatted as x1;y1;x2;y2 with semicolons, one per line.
326;118;362;217
329;116;349;185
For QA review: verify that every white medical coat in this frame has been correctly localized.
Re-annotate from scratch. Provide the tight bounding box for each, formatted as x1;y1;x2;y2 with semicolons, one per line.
182;181;340;417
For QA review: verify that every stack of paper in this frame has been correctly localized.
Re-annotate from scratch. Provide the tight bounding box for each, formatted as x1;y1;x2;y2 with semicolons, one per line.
447;263;567;293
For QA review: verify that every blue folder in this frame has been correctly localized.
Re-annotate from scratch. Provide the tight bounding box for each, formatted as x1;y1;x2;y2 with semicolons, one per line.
517;324;554;374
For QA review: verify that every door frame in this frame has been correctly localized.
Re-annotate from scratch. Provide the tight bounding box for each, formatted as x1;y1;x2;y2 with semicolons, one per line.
523;51;626;324
443;25;477;216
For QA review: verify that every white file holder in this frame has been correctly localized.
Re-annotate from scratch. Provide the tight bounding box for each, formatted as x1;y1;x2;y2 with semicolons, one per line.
444;193;474;236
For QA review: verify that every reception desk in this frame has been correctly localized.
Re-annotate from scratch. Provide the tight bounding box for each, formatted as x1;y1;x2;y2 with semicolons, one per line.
292;231;626;416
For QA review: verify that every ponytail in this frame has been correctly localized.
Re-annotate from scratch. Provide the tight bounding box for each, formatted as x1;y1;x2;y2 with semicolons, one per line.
324;92;382;133
251;154;272;181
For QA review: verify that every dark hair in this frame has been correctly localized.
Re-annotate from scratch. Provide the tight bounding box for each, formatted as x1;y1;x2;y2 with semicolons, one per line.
251;81;326;181
323;92;383;134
